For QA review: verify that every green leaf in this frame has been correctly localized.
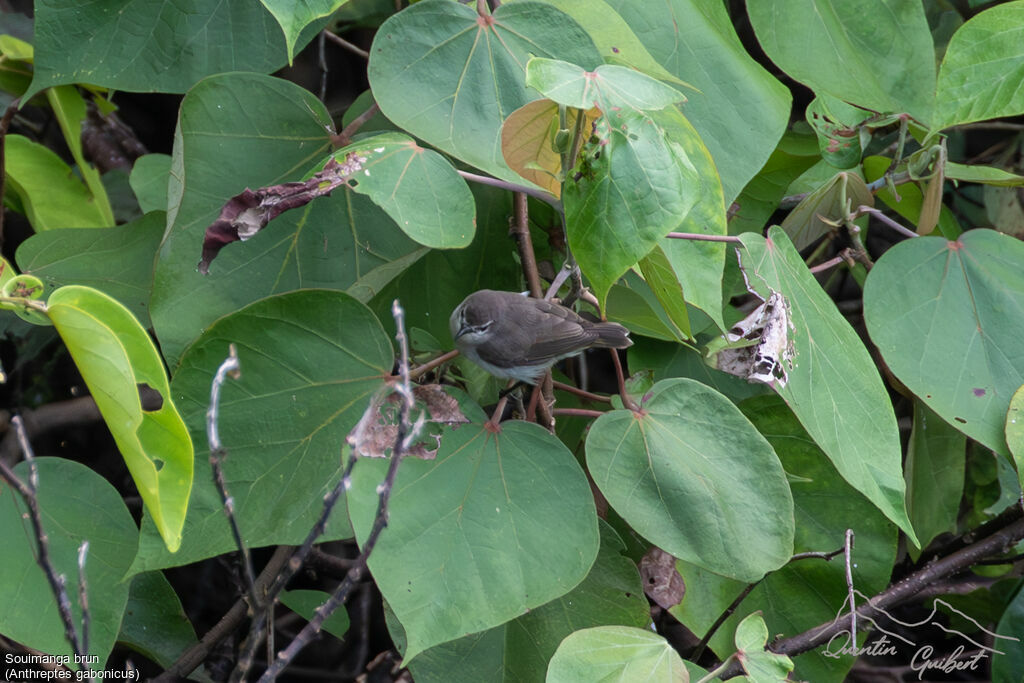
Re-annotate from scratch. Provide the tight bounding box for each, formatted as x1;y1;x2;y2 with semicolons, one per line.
564;106;700;308
638;247;691;340
17;212;165;327
405;521;650;683
905;401;966;553
367;0;602;186
130;154;173;214
606;0;791;204
132;290;390;573
730;136;819;236
780;171;872;250
151;73;419;367
331;133;475;248
586;378;795;582
739;228;916;542
545;626;688;683
734;612;794;681
347;400;600;662
605;278;686;343
3;135;110;230
993;585;1024;683
0;458;137;666
119;572;202;675
863;156;962;240
261;0;346;62
946;161;1024;187
864;229;1024;457
1009;385;1024;479
25;0;324;99
747;0;935;124
525;58;683;111
48;285;193;551
280;589;351;641
46;86;115;226
657;108;727;333
534;0;693;89
934;1;1024;129
708;394;895;683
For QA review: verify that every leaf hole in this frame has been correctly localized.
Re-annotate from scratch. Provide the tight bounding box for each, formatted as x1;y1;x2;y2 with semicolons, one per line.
138;383;164;412
153;458;165;471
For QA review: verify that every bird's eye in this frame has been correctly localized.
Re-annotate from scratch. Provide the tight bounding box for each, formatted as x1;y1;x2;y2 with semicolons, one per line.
477;321;492;333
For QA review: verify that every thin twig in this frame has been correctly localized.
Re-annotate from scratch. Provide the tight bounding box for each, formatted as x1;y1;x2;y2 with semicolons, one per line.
844;529;856;642
258;300;419;681
808;255;846;275
77;541;90;657
0;417;85;661
206;346;258;611
551;380;612;403
692;581;761;662
853;205;919;239
551;408;604;419
512;192;543;300
153;545;295;682
665;231;742;243
333;102;380;147
510;192;555;430
457;170;562;212
716;516;1024;678
323;30;369;60
609;349;638;412
791;545;846;562
408;349;459;381
692;542;847;662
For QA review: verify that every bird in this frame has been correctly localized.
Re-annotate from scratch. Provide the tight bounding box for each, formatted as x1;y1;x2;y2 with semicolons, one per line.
449;290;632;384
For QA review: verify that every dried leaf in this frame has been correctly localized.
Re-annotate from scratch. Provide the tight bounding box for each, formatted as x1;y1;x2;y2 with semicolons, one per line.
639;547;685;609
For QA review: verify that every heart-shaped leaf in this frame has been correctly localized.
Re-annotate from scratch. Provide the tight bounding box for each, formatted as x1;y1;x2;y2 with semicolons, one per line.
131;290;391;574
348;400;600;662
563;106;700;308
586;378;794;582
402;522;649;683
367;0;601;185
864;229;1024;457
151;73;420;367
545;626;688;683
747;0;935;124
739;228;916;542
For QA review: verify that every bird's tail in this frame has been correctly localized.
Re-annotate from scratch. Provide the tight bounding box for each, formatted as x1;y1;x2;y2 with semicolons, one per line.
590;322;632;349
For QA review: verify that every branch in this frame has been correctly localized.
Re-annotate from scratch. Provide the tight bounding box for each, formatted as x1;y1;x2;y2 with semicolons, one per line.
0;417;85;661
665;232;742;243
457;170;562;212
323;30;369;60
258;300;419;680
716;515;1024;678
206;345;257;610
153;545;295;682
333;102;380;147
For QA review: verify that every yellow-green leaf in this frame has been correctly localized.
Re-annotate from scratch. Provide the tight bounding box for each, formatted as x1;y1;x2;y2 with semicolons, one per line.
48;285;193;552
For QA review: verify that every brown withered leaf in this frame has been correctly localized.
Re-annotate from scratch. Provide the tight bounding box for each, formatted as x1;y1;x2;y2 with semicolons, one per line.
198;153;368;273
639;547;685;609
347;384;468;460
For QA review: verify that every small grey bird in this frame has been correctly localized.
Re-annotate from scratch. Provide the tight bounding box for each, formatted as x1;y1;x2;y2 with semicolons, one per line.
450;290;632;384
